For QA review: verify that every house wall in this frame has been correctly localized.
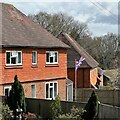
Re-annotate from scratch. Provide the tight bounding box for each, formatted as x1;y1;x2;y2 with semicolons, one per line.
22;78;66;101
0;49;2;84
0;85;3;95
0;49;4;84
67;68;90;88
1;48;67;84
0;78;66;100
1;47;67;100
90;67;98;86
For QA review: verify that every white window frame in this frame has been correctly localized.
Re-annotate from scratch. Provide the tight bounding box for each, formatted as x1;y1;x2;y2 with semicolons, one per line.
46;51;58;64
6;50;22;66
45;82;58;100
32;51;37;65
4;86;12;96
31;84;36;98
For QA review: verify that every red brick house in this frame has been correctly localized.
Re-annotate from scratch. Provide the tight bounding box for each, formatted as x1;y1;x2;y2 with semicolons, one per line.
58;33;100;88
0;3;69;101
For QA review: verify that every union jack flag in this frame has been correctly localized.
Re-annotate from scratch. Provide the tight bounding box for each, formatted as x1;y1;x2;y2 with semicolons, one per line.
75;56;85;70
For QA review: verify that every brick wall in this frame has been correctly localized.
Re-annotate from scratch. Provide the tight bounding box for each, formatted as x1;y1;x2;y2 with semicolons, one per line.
0;49;4;84
1;47;67;100
22;78;66;101
0;85;3;95
1;48;67;83
0;49;2;84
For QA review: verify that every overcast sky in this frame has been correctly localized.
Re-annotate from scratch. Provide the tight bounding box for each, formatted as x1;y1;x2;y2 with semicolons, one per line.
0;0;119;36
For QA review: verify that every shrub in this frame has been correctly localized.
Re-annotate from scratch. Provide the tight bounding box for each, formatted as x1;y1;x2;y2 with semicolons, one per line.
0;102;13;120
50;96;85;120
58;105;84;120
50;96;61;120
81;91;99;120
8;75;26;115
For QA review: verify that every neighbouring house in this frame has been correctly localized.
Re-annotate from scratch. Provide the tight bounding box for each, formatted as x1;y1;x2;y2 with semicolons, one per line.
103;74;111;86
0;3;70;101
98;67;103;86
58;33;100;89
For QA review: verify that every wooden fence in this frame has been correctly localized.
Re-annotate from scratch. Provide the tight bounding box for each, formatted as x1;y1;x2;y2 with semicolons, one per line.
26;98;86;119
76;88;120;106
98;103;120;119
26;98;120;119
0;96;120;119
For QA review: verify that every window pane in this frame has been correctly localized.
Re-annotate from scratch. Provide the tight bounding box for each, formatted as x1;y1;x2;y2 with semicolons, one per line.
50;88;53;98
46;53;49;62
54;83;57;97
11;51;17;57
31;85;36;98
5;89;9;96
50;57;53;63
46;84;49;98
51;52;55;56
6;52;10;64
18;52;21;63
32;52;36;63
55;52;58;62
11;57;16;64
50;83;53;86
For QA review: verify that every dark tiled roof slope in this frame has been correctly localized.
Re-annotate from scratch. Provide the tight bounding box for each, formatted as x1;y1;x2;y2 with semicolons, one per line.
1;3;69;48
58;33;99;68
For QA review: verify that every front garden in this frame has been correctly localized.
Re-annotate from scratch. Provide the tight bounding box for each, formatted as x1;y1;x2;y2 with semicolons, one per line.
0;75;99;120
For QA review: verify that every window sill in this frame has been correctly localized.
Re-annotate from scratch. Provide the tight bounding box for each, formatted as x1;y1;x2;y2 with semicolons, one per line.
45;64;59;67
5;65;23;69
31;64;38;68
46;98;54;100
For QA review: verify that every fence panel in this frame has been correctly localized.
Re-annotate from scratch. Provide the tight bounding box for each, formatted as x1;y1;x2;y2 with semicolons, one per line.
26;98;86;119
98;103;120;119
77;88;120;106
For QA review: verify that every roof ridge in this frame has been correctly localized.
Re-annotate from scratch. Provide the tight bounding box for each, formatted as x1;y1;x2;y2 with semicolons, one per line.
62;33;99;68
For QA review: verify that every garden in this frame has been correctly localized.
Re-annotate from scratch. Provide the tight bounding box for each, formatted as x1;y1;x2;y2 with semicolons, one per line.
0;75;99;120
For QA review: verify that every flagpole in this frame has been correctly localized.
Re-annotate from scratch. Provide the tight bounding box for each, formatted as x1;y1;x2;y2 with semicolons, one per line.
75;57;85;101
75;60;77;101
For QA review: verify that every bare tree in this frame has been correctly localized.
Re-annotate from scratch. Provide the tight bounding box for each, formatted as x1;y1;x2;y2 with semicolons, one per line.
28;12;90;39
28;13;118;70
92;33;118;69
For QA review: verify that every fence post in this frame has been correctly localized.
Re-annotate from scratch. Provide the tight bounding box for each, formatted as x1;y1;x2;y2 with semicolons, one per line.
97;101;100;119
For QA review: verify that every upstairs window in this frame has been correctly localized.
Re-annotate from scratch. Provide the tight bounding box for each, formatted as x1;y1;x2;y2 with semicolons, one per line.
6;51;22;66
32;51;37;65
46;51;58;64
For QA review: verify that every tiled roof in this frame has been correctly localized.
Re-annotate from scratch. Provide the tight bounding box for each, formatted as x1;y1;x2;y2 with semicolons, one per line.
1;3;69;48
58;33;99;68
66;78;73;85
98;67;103;75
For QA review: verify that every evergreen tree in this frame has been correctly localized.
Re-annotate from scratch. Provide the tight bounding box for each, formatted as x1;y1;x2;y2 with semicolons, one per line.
50;95;61;120
81;91;98;120
9;75;26;115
